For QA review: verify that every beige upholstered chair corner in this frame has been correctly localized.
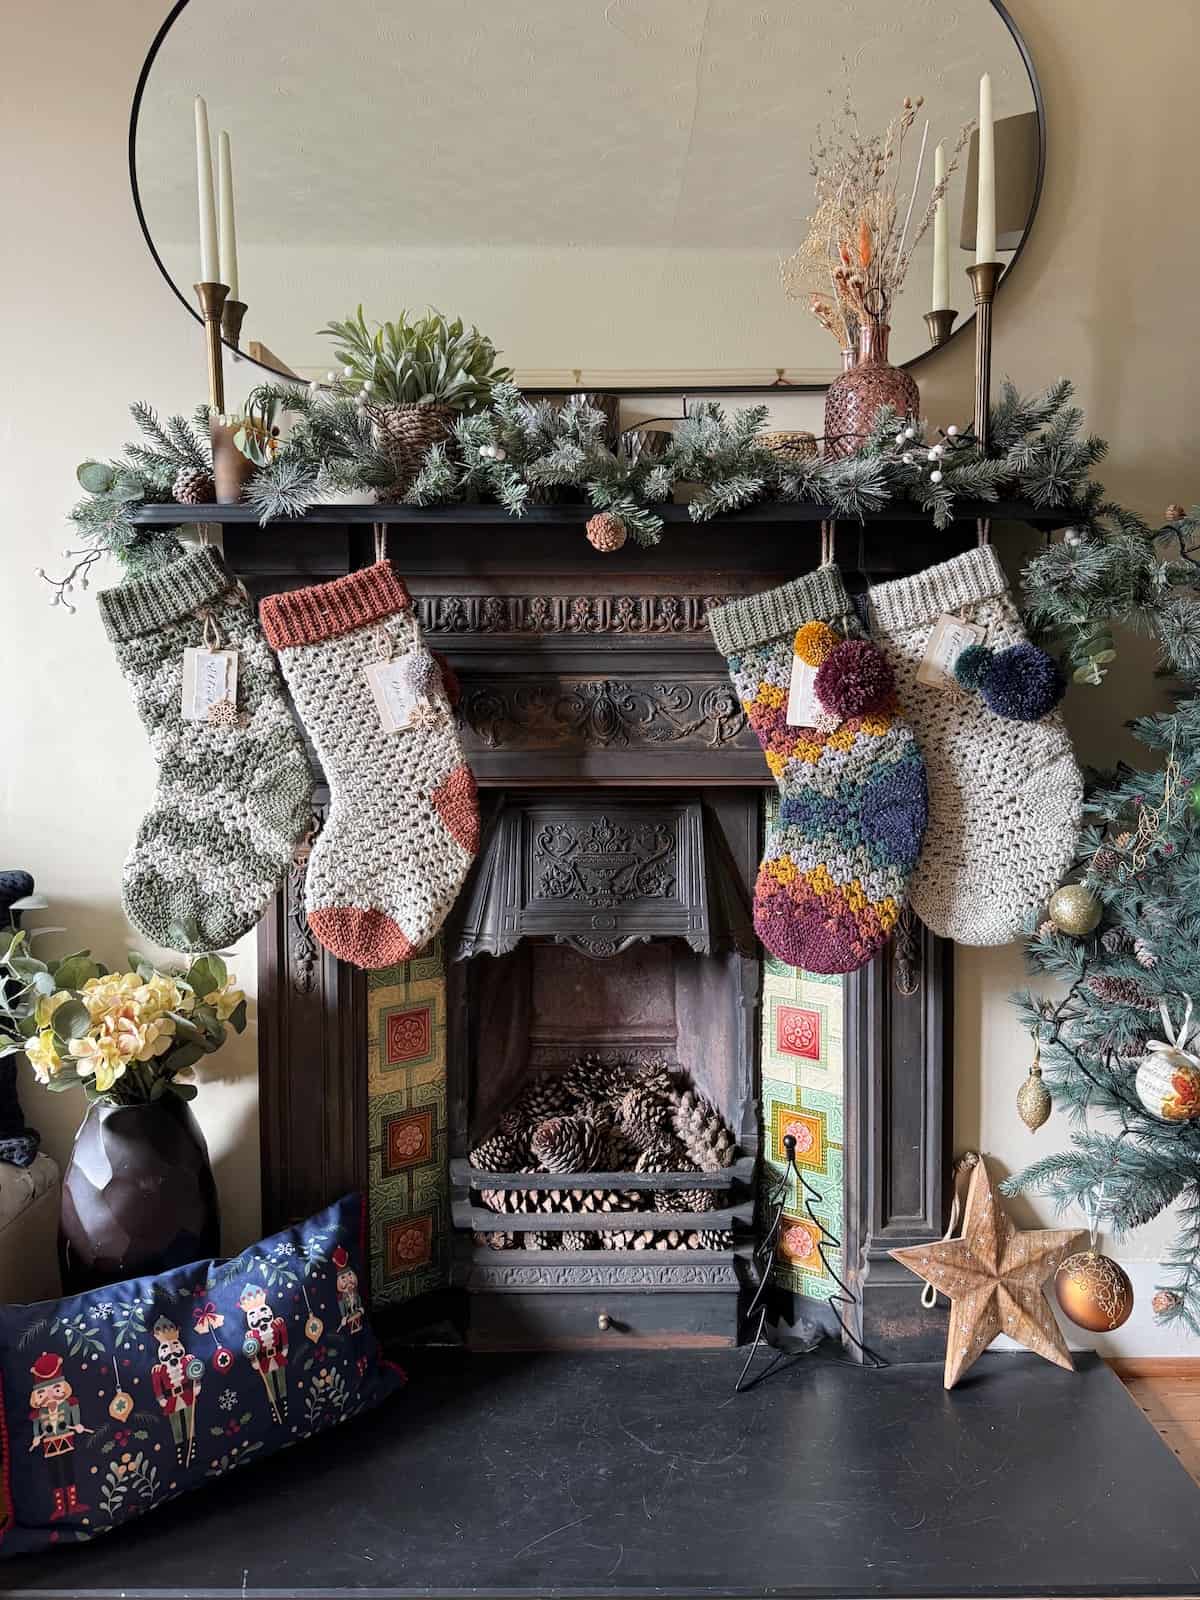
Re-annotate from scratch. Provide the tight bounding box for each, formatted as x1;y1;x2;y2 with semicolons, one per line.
0;1154;61;1305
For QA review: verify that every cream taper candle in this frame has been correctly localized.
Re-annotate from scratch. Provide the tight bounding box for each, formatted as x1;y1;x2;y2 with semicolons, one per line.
194;95;218;282
975;73;996;263
932;141;949;311
218;130;239;300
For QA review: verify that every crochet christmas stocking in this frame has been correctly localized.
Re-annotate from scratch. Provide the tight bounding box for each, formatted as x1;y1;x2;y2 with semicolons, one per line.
866;543;1082;945
708;567;928;974
97;546;314;951
260;561;479;969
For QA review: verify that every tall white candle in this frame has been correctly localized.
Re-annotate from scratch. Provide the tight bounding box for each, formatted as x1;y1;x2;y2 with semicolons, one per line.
931;141;950;311
218;130;239;300
975;73;996;263
194;96;219;282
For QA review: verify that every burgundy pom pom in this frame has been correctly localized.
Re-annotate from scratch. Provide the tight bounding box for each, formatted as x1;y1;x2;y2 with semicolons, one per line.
813;639;895;720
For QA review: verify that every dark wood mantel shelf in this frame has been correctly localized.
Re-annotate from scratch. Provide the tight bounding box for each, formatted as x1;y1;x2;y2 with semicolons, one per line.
129;497;1068;531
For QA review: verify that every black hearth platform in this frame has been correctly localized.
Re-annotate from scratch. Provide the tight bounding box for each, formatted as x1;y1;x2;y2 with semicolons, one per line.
4;1350;1199;1598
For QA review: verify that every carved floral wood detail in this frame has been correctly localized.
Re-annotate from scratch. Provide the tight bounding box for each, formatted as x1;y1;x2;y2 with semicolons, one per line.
286;805;326;995
459;678;748;751
414;593;733;635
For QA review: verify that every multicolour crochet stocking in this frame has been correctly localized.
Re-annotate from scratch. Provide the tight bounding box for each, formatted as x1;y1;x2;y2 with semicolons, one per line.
867;544;1082;945
708;568;928;974
260;561;479;969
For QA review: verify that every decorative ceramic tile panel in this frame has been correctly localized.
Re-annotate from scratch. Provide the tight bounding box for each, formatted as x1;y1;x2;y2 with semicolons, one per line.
365;943;450;1304
760;950;845;1302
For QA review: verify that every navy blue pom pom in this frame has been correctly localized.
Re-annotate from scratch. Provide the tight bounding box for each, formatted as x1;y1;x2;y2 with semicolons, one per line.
979;643;1066;722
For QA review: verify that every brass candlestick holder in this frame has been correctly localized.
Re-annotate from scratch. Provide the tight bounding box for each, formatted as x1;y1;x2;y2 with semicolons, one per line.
924;308;957;349
194;280;230;413
221;298;248;350
965;261;1002;453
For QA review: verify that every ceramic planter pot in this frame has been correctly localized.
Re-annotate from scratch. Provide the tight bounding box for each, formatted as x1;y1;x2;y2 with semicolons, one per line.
59;1097;220;1292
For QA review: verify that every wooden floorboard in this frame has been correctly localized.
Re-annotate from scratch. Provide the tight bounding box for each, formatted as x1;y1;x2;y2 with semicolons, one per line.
1112;1358;1200;1489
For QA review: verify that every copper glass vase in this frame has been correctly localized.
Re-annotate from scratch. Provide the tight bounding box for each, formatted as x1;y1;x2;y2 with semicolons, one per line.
823;322;920;459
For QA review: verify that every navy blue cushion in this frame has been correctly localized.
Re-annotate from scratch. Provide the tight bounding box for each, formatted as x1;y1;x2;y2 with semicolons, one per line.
0;1193;402;1556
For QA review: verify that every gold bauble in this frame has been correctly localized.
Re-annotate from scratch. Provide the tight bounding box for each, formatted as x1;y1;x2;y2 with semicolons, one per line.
1047;883;1102;937
1055;1249;1134;1331
1017;1062;1052;1131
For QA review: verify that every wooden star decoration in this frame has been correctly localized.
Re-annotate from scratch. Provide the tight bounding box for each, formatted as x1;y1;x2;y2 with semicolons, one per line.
890;1156;1084;1389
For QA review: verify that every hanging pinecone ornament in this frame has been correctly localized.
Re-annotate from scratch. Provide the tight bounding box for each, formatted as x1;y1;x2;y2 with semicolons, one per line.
1134;937;1158;970
531;1115;605;1173
618;1085;673;1148
671;1088;737;1171
1100;927;1133;955
1153;1289;1181;1316
172;464;216;505
1087;974;1156;1009
585;511;628;553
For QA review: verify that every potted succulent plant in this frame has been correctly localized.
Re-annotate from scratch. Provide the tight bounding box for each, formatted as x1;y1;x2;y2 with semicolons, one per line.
0;929;246;1290
319;306;510;494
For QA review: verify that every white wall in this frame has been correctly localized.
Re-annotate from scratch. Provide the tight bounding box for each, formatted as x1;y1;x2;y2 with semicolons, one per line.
3;0;1198;1350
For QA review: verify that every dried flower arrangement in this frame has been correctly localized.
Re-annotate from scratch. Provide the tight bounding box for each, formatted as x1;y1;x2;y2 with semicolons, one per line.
781;91;973;352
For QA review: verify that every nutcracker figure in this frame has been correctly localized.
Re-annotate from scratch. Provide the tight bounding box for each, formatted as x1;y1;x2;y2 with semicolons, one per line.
239;1283;289;1424
149;1315;205;1467
332;1246;364;1335
28;1353;92;1521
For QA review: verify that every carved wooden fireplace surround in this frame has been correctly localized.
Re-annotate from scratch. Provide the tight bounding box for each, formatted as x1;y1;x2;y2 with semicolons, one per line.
157;501;1052;1361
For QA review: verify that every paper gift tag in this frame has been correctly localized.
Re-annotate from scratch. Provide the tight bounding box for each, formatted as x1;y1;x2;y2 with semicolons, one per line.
786;655;823;726
181;648;239;721
916;615;986;690
365;659;427;732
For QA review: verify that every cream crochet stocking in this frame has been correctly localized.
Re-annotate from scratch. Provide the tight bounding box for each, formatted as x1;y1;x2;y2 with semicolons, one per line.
867;544;1082;945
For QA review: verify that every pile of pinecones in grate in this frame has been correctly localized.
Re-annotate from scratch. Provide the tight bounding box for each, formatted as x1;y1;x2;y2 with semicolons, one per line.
469;1055;737;1252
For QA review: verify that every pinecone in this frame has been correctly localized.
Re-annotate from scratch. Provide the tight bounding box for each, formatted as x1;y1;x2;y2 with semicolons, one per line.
634;1062;677;1099
561;1054;610;1105
172;465;215;505
585;511;628;553
654;1186;718;1213
1134;937;1158;969
1087;975;1157;1009
601;1230;635;1250
479;1186;540;1215
469;1124;526;1172
671;1089;737;1171
559;1231;598;1251
634;1137;688;1174
521;1231;553;1250
514;1074;573;1124
602;1126;638;1170
618;1085;674;1149
473;1231;515;1250
531;1115;605;1174
687;1229;733;1250
1090;847;1120;877
1101;927;1133;955
654;1231;686;1250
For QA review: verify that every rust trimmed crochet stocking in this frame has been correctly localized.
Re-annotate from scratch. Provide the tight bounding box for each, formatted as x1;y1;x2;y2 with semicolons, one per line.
260;562;479;969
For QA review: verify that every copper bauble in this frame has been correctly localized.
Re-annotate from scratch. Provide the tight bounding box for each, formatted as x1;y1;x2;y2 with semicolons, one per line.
1047;883;1102;937
1055;1249;1134;1331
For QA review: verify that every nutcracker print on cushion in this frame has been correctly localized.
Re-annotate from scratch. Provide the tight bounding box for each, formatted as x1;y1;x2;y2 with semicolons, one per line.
149;1315;205;1468
27;1354;92;1524
708;567;927;974
260;561;480;970
0;1193;403;1558
238;1284;290;1425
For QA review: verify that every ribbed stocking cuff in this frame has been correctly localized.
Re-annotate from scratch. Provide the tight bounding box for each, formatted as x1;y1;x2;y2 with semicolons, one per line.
260;561;411;649
868;544;1009;634
98;546;234;642
707;566;851;656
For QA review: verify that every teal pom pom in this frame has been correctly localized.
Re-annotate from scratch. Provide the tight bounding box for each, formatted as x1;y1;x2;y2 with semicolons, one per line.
953;643;994;692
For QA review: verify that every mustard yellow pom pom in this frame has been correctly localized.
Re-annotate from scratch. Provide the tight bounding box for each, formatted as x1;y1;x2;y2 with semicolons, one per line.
793;620;839;667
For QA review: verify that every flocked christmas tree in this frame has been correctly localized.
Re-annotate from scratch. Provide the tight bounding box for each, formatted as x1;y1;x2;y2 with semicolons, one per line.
1008;502;1200;1333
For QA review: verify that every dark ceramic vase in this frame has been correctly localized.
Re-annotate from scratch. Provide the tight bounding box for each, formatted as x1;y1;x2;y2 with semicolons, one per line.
59;1097;220;1292
823;321;920;459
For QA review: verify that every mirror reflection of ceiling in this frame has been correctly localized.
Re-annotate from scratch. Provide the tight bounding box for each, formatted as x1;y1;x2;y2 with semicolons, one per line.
135;0;1038;387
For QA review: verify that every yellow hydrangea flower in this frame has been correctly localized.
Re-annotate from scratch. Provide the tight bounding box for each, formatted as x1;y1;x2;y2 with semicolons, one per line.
34;990;71;1029
25;1029;63;1085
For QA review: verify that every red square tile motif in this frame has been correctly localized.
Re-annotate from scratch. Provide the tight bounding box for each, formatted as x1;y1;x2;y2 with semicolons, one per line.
387;1213;433;1275
384;1109;433;1173
776;1004;821;1061
386;1005;431;1065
